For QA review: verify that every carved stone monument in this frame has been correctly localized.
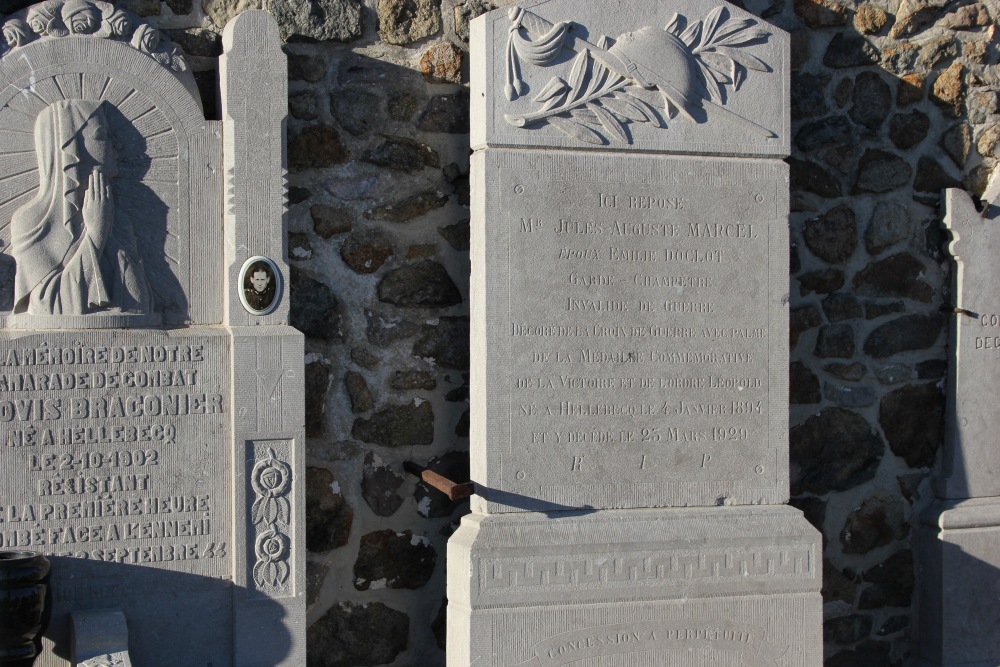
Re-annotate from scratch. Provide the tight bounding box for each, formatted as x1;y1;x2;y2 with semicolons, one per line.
450;2;822;665
917;171;1000;666
0;4;304;665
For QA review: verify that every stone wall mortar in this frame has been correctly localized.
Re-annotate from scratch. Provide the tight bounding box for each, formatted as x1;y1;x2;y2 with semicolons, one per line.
5;0;994;663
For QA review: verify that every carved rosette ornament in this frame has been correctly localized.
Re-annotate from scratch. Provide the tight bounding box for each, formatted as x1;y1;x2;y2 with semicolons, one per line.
251;450;292;526
0;0;187;73
250;448;292;589
253;529;289;588
503;5;775;144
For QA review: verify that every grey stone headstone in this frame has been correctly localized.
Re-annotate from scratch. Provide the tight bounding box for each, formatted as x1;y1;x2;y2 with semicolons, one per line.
0;5;304;665
917;172;1000;667
450;1;822;665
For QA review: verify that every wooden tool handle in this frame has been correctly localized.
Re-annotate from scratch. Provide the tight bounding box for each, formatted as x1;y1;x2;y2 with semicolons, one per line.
403;461;475;502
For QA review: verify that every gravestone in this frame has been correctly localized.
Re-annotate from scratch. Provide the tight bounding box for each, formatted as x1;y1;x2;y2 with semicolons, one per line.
449;2;822;665
0;4;304;665
917;171;1000;666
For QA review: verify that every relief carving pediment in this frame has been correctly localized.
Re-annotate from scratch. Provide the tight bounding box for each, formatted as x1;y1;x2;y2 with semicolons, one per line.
503;5;776;145
472;0;790;155
11;99;153;319
0;0;217;328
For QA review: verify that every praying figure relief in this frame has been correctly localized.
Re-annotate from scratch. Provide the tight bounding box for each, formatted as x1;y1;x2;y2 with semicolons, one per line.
11;100;151;316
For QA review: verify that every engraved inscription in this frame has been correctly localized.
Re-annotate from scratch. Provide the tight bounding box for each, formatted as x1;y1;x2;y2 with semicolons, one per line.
511;621;788;667
975;313;1000;350
0;332;229;575
494;158;781;500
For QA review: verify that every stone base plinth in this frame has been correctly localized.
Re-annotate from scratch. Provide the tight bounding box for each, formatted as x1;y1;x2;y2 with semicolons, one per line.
918;498;1000;667
447;506;822;667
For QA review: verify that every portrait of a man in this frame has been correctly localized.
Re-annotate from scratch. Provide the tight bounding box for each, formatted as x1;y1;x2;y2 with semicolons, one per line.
241;258;278;313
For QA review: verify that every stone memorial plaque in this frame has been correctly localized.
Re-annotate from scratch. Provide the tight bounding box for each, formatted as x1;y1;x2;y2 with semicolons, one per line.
474;149;788;512
451;2;821;665
0;5;304;666
917;174;1000;667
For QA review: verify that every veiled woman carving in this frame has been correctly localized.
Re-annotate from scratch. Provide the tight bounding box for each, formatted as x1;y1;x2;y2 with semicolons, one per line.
11;99;151;316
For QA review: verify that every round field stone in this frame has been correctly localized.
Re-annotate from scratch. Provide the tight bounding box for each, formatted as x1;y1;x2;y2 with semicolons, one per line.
353;529;437;590
790;408;884;495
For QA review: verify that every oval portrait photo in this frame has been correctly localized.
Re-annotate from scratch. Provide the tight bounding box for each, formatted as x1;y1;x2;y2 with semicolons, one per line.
239;256;282;315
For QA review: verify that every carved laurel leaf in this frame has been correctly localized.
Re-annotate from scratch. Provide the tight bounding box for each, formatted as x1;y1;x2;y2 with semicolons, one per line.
733;65;747;90
626;86;664;110
540;91;569;112
601;95;650;123
713;46;770;71
533;76;568;103
665;13;686;35
679;20;702;48
622;87;671;125
699;52;735;84
589;102;629;143
600;106;631;124
566;50;590;100
695;60;724;104
710;27;770;48
585;61;611;98
711;18;758;43
663;95;680;119
549;116;604;144
628;97;665;126
700;6;726;44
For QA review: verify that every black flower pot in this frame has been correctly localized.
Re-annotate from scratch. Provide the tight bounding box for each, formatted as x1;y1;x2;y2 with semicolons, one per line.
0;552;50;667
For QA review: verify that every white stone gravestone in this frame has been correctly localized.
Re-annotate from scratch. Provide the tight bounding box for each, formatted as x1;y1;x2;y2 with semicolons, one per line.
0;4;304;665
450;2;822;665
917;171;1000;667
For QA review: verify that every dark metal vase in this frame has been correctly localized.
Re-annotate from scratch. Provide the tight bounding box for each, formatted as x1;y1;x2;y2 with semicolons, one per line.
0;552;50;667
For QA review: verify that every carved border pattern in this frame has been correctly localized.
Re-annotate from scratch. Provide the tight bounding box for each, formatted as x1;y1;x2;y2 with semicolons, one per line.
503;5;775;144
2;0;187;73
250;446;292;591
480;547;814;592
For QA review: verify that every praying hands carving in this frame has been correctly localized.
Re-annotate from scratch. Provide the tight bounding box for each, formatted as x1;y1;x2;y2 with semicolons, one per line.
11;100;151;316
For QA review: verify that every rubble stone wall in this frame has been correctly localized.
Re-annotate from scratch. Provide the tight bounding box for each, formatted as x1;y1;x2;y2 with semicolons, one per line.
2;0;996;663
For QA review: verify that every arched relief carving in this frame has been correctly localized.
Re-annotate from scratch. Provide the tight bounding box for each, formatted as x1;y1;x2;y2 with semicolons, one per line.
11;99;154;318
1;0;188;74
0;7;221;327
